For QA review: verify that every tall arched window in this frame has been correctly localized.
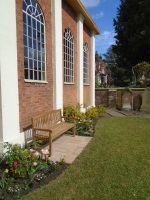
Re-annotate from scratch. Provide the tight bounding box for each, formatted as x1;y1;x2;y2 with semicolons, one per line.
22;0;46;81
64;28;74;83
83;43;89;84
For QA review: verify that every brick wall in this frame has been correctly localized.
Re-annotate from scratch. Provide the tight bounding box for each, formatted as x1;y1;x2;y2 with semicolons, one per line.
16;0;53;131
83;24;91;106
62;0;78;106
95;88;145;110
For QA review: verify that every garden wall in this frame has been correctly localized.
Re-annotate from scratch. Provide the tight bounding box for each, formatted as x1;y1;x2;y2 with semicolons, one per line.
95;88;145;110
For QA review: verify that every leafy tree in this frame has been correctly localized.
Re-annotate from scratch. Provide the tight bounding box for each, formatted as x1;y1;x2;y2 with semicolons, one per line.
103;45;129;86
113;0;150;82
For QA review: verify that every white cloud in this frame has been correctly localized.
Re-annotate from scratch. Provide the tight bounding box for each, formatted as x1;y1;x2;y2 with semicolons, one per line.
81;0;101;8
95;31;116;55
92;11;104;19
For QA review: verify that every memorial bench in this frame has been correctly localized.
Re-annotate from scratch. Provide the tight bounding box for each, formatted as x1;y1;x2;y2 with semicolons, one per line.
32;109;76;156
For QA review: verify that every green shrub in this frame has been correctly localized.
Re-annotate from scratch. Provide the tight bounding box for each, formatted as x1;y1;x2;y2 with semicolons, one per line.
85;105;107;119
96;104;107;114
85;106;99;119
63;105;86;121
63;104;106;136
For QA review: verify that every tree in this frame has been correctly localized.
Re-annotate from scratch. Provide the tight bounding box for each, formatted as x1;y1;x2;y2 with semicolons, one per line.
103;45;128;86
113;0;150;82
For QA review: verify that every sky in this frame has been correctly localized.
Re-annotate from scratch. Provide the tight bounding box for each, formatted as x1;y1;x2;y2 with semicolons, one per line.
81;0;121;57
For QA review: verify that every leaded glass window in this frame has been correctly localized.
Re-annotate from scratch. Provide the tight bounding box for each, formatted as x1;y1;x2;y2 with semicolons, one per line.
83;43;89;84
23;0;46;81
64;28;74;83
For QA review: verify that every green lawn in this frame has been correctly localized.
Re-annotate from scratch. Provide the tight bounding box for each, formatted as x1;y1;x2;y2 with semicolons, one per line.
21;117;150;200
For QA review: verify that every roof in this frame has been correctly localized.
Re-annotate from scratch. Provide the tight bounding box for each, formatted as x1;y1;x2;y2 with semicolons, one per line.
65;0;100;35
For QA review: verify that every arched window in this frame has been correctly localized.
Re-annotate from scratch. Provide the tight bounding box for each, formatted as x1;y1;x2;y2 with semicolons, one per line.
64;28;74;83
83;43;89;84
22;0;46;81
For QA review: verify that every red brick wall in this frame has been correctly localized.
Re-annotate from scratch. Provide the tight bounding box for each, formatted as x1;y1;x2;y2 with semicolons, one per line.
83;24;91;106
16;0;53;131
62;0;78;106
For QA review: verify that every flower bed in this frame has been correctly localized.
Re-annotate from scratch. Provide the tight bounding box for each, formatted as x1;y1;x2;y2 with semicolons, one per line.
0;143;68;200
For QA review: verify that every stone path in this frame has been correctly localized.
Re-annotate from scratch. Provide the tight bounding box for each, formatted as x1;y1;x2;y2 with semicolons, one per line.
47;134;92;164
107;109;126;117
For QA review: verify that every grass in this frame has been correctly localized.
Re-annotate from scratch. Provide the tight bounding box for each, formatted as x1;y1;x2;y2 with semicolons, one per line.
21;117;150;200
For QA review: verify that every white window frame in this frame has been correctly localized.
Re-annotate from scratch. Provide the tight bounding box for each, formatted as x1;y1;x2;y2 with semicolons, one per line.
83;43;89;84
22;0;46;81
64;28;74;83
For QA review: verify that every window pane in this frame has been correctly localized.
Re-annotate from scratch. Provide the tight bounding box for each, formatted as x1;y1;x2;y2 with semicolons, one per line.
38;71;41;80
41;72;45;81
28;37;32;48
37;22;40;31
23;23;27;35
24;69;28;79
29;59;33;69
29;48;33;59
28;26;32;37
30;70;33;80
32;19;36;29
33;40;36;49
24;58;28;68
34;70;37;80
34;49;37;59
24;35;27;46
42;62;45;71
38;61;41;70
24;47;28;57
34;60;37;70
27;15;31;26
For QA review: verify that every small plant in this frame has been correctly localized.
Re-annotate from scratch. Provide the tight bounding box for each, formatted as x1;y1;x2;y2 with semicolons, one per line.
0;170;8;190
60;157;65;165
4;142;31;178
8;185;21;198
35;172;46;182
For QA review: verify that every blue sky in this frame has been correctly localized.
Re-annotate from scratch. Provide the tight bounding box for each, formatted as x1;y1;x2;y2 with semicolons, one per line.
81;0;121;56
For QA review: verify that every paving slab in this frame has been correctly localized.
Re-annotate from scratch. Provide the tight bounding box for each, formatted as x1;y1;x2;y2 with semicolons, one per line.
45;134;92;164
107;109;126;117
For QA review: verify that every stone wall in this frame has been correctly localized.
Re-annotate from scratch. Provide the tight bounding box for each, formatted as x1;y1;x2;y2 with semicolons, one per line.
95;88;145;110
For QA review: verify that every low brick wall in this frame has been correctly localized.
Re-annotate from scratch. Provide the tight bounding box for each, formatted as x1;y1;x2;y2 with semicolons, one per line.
95;88;145;110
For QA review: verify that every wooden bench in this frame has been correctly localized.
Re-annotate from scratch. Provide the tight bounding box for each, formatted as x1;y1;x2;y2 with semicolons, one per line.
32;109;76;156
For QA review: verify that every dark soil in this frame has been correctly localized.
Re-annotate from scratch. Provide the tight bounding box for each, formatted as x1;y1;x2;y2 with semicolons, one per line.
0;163;69;200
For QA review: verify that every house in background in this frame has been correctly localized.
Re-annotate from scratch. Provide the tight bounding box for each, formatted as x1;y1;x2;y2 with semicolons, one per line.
95;52;109;87
0;0;100;152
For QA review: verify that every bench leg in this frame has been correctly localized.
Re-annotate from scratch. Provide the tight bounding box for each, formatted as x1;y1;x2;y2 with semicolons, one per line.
72;126;76;137
49;136;52;156
33;130;37;149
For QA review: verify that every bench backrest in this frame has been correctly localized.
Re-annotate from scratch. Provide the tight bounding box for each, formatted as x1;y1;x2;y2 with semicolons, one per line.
32;109;62;128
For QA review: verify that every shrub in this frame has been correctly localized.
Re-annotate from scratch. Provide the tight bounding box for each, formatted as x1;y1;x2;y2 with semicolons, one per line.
85;106;99;118
63;104;86;121
63;104;106;136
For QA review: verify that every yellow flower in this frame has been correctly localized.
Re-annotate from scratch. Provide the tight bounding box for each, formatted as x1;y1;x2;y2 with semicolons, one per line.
5;169;9;173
